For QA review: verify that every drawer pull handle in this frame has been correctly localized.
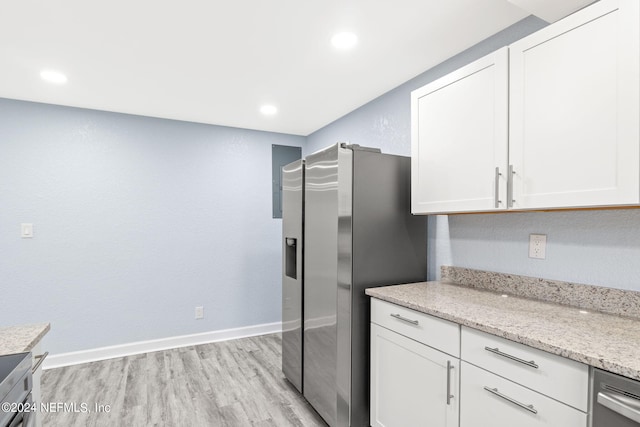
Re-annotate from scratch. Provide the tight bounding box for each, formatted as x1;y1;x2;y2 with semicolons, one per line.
484;346;539;369
446;361;454;405
390;313;419;325
32;351;49;374
483;386;538;414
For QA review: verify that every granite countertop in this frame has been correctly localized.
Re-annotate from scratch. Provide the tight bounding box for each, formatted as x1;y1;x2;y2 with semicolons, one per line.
0;323;50;356
366;280;640;381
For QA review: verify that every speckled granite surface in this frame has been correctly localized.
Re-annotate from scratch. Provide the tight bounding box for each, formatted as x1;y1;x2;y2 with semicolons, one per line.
366;282;640;381
0;323;50;356
441;266;640;319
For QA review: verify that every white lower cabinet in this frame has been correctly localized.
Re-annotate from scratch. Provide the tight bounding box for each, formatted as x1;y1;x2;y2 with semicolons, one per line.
370;323;459;427
461;326;589;412
369;299;590;427
460;361;587;427
460;327;588;427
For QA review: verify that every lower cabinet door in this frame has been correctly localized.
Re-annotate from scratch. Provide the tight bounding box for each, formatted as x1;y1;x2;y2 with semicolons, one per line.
370;323;459;427
460;361;587;427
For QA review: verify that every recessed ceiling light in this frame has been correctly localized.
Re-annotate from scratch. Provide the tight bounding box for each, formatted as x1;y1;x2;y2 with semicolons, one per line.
260;105;278;115
40;69;68;85
331;31;358;50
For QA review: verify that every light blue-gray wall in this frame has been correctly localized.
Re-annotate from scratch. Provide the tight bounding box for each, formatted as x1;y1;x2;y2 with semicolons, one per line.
447;210;640;291
308;15;640;293
0;99;304;354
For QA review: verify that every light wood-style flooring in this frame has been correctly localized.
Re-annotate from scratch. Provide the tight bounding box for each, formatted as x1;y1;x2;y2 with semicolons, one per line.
41;334;327;426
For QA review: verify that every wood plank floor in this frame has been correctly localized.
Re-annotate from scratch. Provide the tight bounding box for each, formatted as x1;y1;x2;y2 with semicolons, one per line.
41;334;327;426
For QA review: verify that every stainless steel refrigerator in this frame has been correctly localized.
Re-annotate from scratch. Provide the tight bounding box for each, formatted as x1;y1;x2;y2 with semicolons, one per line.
282;143;427;427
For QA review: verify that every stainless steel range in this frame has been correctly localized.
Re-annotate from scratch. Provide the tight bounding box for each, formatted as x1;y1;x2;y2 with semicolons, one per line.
0;352;33;427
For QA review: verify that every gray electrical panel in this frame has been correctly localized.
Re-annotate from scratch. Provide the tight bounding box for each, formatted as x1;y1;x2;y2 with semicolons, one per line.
272;144;302;218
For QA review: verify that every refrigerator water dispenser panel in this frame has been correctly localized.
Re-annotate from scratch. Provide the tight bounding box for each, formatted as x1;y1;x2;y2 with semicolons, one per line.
285;238;297;279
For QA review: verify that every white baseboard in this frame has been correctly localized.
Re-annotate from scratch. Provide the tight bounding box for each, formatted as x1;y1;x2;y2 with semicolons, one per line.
43;321;282;370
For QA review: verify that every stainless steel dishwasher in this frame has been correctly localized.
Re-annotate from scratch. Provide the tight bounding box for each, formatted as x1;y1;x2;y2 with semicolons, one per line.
592;368;640;426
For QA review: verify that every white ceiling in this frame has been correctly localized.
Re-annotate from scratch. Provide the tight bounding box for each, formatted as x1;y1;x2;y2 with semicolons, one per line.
0;1;541;136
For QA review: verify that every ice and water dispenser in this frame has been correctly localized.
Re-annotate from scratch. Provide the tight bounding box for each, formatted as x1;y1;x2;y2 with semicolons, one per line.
285;237;297;279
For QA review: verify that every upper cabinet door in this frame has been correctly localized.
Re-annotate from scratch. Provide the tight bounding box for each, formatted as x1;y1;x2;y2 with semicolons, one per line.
411;48;509;214
509;0;640;210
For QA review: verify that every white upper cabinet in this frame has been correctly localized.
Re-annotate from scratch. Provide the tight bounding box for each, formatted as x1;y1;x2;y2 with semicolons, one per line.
509;0;640;210
411;48;509;214
411;0;640;214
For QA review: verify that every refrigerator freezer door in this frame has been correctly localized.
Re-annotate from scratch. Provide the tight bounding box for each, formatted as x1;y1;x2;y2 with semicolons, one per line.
304;144;352;426
282;159;304;393
300;143;428;427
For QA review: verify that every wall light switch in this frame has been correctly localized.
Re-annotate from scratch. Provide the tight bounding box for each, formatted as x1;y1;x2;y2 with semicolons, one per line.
21;223;33;238
529;234;546;259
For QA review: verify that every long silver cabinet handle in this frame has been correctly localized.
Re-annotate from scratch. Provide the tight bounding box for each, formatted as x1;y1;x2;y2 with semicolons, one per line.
32;352;49;374
389;313;419;325
484;386;538;414
507;164;515;208
484;346;539;369
598;391;640;424
446;361;454;405
494;167;502;208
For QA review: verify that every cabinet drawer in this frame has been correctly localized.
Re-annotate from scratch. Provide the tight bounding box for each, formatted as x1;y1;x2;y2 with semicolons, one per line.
461;327;588;411
460;362;587;427
371;299;460;357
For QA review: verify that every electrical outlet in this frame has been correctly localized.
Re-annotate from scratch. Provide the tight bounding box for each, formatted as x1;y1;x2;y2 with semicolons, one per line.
195;306;204;320
529;234;546;259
